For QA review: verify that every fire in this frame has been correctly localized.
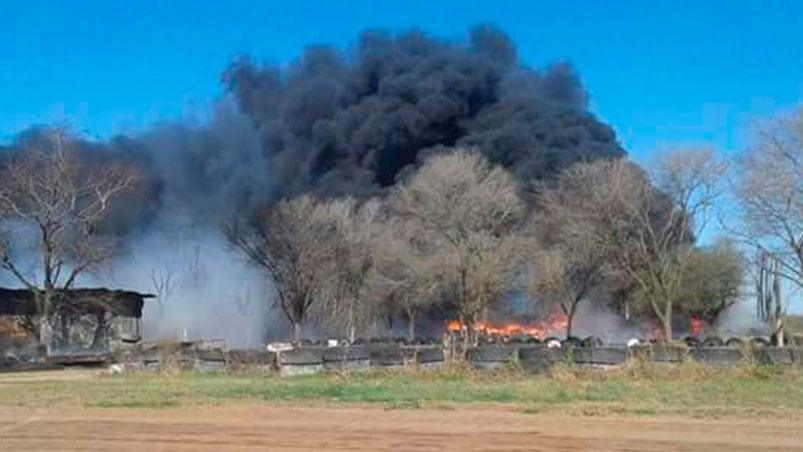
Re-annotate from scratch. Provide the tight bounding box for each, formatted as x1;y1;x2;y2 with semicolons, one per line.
446;315;568;339
690;317;703;337
0;318;29;340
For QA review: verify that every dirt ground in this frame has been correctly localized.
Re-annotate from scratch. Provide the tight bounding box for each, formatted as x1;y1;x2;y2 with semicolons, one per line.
1;404;801;452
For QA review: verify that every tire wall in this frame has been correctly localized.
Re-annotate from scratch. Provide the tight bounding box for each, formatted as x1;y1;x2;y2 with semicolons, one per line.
466;345;518;370
630;345;688;363
236;345;803;376
690;347;745;366
323;346;371;372
368;345;406;368
518;346;566;374
572;346;627;366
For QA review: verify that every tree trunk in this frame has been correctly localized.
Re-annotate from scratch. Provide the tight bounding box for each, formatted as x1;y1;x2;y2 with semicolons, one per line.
775;317;785;347
565;312;574;340
38;320;54;356
60;314;70;349
662;315;673;342
33;291;51;353
566;299;581;340
407;312;416;341
91;313;108;350
468;312;479;347
292;321;302;342
346;300;354;343
384;315;394;338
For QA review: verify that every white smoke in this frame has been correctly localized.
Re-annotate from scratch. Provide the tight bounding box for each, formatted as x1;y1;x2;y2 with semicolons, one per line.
93;219;286;348
714;299;766;337
573;301;648;344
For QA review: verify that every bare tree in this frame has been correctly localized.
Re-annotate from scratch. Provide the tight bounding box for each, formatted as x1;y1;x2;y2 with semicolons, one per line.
315;198;381;342
370;216;443;340
755;250;786;346
529;247;606;339
611;150;724;340
233;288;256;348
391;150;530;344
0;130;138;349
148;265;176;318
530;163;616;339
225;196;337;341
728;110;803;346
734;110;803;291
554;153;724;340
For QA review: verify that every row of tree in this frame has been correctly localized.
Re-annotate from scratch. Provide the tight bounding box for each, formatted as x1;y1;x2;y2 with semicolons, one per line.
0;110;799;346
225;147;741;342
227;110;803;343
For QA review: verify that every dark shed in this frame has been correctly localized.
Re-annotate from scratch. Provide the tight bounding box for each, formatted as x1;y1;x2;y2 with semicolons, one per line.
0;288;152;318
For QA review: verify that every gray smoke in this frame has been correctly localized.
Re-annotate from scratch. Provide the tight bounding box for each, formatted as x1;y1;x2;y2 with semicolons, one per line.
1;24;627;343
224;24;624;197
93;224;282;348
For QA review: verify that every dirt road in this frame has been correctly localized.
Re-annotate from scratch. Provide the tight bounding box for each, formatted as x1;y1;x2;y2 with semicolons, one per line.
0;405;800;451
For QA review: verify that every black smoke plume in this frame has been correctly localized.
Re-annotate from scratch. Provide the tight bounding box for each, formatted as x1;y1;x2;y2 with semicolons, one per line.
4;25;623;229
0;25;626;344
224;24;624;199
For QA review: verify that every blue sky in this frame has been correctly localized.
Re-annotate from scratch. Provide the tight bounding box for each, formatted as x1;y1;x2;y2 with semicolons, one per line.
2;0;802;165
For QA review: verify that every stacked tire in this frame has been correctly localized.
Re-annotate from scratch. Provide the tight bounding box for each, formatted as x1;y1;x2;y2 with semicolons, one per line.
415;347;445;371
323;346;371;372
518;346;566;374
690;347;744;366
572;346;627;367
369;345;407;370
466;345;518;370
277;348;324;377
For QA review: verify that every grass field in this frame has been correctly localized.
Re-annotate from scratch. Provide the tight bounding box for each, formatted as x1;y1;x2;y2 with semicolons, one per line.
1;363;802;418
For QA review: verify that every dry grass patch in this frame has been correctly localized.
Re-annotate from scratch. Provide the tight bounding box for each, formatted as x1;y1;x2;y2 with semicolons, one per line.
0;364;800;418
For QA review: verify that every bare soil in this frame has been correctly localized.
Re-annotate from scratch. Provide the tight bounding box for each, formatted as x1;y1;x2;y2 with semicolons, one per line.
1;404;801;451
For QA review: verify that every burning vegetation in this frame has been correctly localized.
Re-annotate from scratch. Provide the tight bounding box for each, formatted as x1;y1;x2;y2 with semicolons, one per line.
0;25;801;352
446;316;569;340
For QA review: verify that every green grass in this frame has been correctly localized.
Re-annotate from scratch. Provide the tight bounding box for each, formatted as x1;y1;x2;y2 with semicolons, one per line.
1;364;802;417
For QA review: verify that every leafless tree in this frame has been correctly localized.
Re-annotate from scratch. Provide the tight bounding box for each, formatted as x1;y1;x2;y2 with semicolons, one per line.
733;110;803;291
233;288;256;348
391;150;530;344
754;250;786;346
370;215;443;340
529;247;607;339
0;130;138;349
610;150;725;340
728;110;803;345
225;196;338;341
315;197;381;342
552;153;724;340
149;265;176;317
529;163;617;339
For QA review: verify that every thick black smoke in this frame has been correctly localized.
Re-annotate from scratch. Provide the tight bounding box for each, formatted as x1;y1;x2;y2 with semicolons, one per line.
3;25;623;228
224;25;624;199
0;24;627;343
1;101;266;231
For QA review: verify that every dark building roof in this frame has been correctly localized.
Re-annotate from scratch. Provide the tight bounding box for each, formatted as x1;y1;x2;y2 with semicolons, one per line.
0;288;153;318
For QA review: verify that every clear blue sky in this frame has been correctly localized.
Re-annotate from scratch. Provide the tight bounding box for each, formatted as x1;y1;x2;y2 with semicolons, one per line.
2;0;802;164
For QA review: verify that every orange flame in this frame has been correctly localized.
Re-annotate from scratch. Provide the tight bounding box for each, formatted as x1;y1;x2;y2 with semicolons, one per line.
0;318;29;340
446;315;568;339
690;317;703;337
